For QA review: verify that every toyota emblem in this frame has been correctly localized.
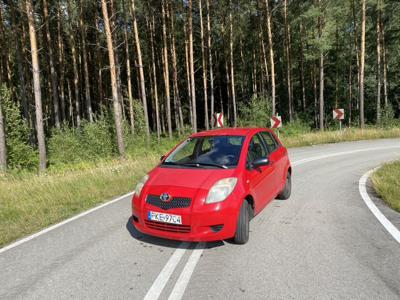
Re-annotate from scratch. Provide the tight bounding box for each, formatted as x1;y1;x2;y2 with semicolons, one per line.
160;193;171;202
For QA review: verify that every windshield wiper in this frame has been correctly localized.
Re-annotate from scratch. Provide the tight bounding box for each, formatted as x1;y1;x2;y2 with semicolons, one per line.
182;162;228;169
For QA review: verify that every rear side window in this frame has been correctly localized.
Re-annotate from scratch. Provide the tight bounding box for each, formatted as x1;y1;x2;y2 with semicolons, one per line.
260;132;279;153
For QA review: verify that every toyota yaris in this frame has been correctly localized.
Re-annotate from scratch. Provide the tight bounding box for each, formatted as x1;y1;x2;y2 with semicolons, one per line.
131;128;291;244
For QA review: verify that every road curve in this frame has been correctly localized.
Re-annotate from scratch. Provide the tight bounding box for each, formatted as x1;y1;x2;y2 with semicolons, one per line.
1;138;399;299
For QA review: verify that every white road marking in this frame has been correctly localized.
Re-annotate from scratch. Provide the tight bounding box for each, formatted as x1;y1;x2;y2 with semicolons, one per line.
168;243;206;300
0;191;134;254
359;169;400;244
143;242;190;300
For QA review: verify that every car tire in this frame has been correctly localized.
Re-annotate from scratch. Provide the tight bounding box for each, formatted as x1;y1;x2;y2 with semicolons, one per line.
277;172;291;200
233;200;250;244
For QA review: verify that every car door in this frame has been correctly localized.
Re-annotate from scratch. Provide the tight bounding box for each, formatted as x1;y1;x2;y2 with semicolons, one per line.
260;131;286;196
245;133;276;214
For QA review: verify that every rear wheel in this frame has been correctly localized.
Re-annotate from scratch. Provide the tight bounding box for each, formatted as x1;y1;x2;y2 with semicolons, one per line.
233;200;250;244
277;172;291;200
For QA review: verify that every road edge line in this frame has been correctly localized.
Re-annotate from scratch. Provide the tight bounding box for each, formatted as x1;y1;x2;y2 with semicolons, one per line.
359;168;400;244
0;191;134;254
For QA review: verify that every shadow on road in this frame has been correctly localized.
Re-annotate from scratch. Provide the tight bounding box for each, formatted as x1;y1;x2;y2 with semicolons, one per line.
126;217;224;249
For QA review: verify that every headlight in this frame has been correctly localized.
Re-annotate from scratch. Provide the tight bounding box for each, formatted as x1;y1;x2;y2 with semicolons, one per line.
206;177;238;204
135;174;149;196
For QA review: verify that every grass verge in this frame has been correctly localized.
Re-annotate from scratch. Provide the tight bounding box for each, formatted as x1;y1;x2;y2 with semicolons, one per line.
0;155;158;247
371;161;400;213
1;127;400;247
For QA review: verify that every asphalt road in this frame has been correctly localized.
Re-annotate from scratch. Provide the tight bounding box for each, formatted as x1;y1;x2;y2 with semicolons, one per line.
1;138;400;300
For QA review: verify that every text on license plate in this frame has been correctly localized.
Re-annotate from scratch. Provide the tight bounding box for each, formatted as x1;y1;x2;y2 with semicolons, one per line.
148;211;182;225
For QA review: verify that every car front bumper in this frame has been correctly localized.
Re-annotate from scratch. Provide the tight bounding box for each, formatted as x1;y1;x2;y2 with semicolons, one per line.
131;194;240;242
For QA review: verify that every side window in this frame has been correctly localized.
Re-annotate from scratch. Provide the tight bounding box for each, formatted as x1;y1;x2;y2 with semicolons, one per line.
247;134;267;164
260;132;279;153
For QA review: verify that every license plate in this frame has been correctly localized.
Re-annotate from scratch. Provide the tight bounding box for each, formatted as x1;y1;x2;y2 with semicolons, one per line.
148;211;182;225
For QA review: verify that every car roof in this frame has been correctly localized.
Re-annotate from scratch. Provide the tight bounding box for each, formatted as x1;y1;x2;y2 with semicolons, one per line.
190;127;272;137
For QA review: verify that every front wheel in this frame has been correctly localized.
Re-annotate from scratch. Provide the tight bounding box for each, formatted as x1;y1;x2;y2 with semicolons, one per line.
233;200;250;244
277;172;291;200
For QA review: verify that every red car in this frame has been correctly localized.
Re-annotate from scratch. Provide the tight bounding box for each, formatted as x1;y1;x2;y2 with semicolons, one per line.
131;128;292;244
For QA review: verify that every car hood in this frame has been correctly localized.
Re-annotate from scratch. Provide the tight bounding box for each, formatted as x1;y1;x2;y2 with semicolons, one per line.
143;166;237;199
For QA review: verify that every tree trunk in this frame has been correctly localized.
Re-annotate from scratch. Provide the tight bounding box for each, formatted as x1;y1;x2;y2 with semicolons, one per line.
260;24;270;92
352;0;360;109
67;1;81;127
283;0;293;122
67;80;74;127
265;0;276;115
312;64;318;127
229;6;237;127
359;0;366;128
131;0;150;139
0;6;12;91
10;2;29;121
43;0;60;128
376;5;382;124
80;0;93;122
169;2;184;133
348;26;353;125
161;0;172;139
109;0;125;122
380;17;388;109
335;25;339;108
26;0;47;170
57;0;66;123
206;0;215;128
299;22;306;111
95;8;105;107
150;16;161;142
101;0;125;157
184;23;193;130
199;0;209;130
0;95;6;171
188;0;197;132
318;0;324;131
225;59;231;122
124;0;135;134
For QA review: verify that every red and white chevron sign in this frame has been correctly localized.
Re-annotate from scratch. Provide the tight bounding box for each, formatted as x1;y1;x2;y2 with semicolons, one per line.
333;109;344;120
213;113;224;128
270;116;282;129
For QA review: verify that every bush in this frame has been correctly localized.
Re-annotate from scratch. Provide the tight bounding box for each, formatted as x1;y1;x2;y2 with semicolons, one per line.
238;95;272;127
380;105;400;128
48;114;115;167
132;99;146;136
0;85;37;170
280;119;311;137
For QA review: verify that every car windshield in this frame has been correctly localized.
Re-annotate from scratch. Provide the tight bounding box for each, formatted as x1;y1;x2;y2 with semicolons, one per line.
163;135;245;168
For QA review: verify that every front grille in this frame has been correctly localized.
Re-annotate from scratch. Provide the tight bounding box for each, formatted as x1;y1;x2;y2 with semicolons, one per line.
144;220;191;233
146;195;191;210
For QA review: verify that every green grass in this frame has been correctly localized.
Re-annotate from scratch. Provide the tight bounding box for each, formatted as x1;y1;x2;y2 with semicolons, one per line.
0;156;159;247
371;161;400;213
0;127;400;247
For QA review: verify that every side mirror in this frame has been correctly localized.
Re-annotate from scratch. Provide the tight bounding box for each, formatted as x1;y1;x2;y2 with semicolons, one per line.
160;155;165;161
251;157;269;169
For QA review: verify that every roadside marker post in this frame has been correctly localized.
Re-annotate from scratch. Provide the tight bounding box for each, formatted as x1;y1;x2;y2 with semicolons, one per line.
213;113;224;128
270;115;282;138
333;109;345;131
